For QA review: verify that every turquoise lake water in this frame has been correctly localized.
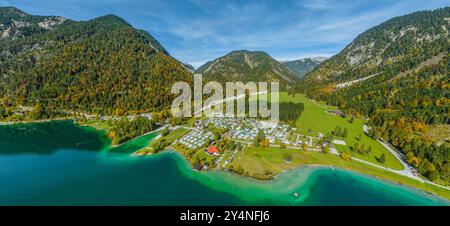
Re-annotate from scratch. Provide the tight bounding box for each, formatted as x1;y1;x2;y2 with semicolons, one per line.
0;120;448;205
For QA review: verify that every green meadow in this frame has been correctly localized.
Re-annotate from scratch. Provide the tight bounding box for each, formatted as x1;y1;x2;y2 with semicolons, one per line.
151;127;190;149
230;146;450;200
257;92;403;170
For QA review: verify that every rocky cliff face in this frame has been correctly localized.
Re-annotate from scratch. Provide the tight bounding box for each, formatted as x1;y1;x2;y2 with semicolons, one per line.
302;7;449;84
0;7;68;41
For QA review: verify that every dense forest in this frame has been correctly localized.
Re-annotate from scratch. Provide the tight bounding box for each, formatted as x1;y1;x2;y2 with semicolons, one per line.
279;102;304;123
364;59;449;184
0;7;192;119
107;117;157;145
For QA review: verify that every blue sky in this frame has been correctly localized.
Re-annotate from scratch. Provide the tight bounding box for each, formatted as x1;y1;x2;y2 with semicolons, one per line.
1;0;448;68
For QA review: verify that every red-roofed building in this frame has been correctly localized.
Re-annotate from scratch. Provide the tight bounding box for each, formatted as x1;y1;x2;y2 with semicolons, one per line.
206;146;220;156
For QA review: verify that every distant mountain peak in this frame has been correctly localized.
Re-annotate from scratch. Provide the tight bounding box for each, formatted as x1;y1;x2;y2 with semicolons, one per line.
309;56;328;62
196;50;297;86
229;49;266;55
182;62;195;73
282;56;327;78
91;14;131;27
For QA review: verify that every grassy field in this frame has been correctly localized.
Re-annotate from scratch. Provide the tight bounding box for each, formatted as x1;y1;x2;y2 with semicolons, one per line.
164;127;190;143
78;119;112;131
230;146;450;200
153;127;190;148
269;92;403;170
138;127;190;154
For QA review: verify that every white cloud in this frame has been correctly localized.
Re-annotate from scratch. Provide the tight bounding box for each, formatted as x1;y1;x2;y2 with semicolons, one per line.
302;0;341;11
175;0;419;65
169;21;216;40
7;0;448;65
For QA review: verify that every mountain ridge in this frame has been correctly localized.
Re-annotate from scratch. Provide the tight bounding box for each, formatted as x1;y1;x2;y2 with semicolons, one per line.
294;7;450;185
196;50;298;87
0;7;192;117
300;7;449;86
282;57;327;78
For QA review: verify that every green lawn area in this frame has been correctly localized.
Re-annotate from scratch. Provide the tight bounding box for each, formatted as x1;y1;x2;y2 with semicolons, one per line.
152;127;190;148
172;143;190;156
273;92;404;170
78;119;111;131
192;150;210;161
139;127;190;154
230;146;450;200
164;127;191;143
181;117;196;127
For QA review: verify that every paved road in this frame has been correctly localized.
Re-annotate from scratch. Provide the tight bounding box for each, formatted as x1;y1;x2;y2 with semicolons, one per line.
193;91;268;116
363;125;415;177
362;124;450;191
351;156;450;191
336;72;381;88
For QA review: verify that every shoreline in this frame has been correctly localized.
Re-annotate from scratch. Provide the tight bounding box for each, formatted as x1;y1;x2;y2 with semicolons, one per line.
164;150;450;203
109;125;166;148
2;118;449;202
0;117;74;125
136;146;450;201
138;146;450;201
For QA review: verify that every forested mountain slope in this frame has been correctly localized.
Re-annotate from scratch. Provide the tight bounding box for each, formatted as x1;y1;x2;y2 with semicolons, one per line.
0;7;192;118
295;7;450;185
299;7;449;88
196;50;297;88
